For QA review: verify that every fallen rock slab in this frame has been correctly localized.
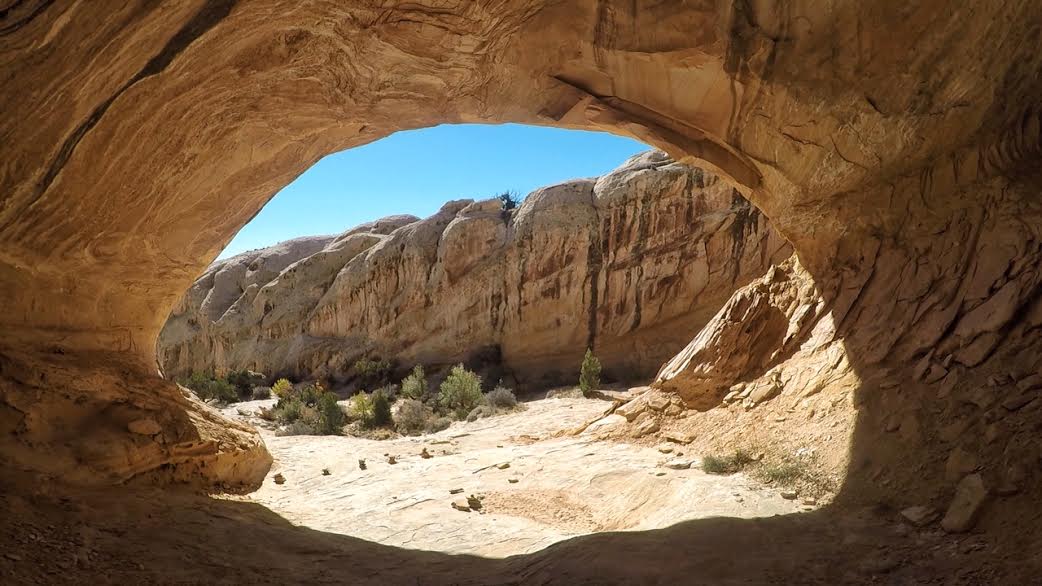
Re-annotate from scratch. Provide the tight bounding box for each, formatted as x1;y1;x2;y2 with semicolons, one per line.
900;505;939;527
663;430;695;444
941;474;989;533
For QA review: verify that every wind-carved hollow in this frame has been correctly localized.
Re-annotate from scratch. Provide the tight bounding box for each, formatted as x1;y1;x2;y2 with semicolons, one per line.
4;0;1042;581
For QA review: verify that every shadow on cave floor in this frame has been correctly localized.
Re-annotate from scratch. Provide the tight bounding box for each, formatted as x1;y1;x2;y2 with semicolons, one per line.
1;475;1030;585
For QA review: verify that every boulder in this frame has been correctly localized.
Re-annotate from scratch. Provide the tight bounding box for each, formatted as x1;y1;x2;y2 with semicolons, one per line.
616;398;649;422
662;430;695;444
941;474;989;533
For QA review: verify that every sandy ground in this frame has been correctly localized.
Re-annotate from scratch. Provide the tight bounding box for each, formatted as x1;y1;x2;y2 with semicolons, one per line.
1;395;1029;584
226;396;806;557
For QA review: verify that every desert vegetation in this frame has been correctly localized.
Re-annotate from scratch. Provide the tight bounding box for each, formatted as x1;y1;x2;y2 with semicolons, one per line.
699;447;836;498
579;348;601;397
250;363;524;438
179;369;266;403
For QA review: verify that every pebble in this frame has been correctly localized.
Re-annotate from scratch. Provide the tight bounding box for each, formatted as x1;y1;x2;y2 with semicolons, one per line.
780;490;798;500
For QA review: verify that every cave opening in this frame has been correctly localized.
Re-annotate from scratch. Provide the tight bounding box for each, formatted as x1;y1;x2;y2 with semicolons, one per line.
158;122;805;557
5;1;1042;582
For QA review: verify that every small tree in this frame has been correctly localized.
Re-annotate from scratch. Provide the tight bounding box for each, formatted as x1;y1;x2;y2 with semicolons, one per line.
401;365;427;400
317;392;345;435
439;364;483;419
579;348;601;397
497;190;520;210
371;389;392;427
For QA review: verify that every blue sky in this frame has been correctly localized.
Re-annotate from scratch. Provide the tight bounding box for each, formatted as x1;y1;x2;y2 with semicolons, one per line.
218;123;649;258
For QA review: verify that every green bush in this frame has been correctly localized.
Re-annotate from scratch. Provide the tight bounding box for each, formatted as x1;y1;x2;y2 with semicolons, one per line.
371;389;392;427
579;348;601;397
439;364;483;419
226;369;262;400
264;380;343;435
317;392;346;435
273;397;304;425
271;378;293;398
251;386;271;400
353;357;392;386
298;382;325;406
395;399;429;435
180;372;238;404
401;365;428;401
486;385;517;409
352;392;374;425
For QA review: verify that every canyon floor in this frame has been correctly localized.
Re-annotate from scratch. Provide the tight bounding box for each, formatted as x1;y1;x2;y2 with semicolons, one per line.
231;393;807;557
0;393;1027;584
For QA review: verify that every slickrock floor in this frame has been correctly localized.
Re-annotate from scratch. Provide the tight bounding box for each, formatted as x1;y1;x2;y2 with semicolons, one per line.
229;396;804;557
1;396;1026;584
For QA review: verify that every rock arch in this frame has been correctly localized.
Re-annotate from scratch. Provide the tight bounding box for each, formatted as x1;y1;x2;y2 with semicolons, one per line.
2;0;1042;507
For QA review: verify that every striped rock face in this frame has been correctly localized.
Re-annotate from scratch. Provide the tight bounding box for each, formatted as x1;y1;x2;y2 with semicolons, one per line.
157;152;789;390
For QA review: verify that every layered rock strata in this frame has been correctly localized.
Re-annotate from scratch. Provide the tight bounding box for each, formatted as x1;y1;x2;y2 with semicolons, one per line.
159;152;791;388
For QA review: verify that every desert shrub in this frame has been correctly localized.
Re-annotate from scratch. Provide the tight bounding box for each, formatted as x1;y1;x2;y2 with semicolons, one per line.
251;386;271;400
353;357;392;387
181;372;238;404
183;371;211;391
400;365;428;401
273;397;304;425
579;348;601;397
317;392;346;435
424;416;453;434
759;461;804;486
497;190;520;211
298;382;325;406
266;381;343;435
277;421;320;436
438;364;483;419
351;392;374;425
701;449;755;475
486;385;517;409
371;388;392;427
271;378;293;398
395;399;429;435
226;369;262;400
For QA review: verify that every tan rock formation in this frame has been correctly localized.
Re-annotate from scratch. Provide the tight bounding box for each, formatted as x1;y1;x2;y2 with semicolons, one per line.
1;0;1042;524
158;152;790;388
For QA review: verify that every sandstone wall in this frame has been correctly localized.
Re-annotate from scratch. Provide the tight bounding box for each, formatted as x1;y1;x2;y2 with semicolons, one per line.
4;0;1042;505
159;152;791;388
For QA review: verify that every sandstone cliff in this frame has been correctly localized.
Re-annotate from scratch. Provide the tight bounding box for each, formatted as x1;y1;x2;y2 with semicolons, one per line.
158;152;791;388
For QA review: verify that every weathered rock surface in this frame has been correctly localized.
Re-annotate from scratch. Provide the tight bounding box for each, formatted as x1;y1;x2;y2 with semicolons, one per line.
942;474;989;533
158;152;790;387
2;5;1042;555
